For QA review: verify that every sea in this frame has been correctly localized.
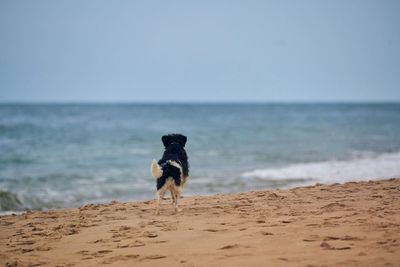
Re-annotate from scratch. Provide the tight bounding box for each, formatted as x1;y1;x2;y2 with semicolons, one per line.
1;103;400;214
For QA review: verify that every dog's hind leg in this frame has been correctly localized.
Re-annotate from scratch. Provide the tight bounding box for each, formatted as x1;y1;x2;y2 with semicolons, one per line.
173;188;183;213
174;198;182;213
155;195;161;215
171;189;176;204
155;184;169;215
155;191;162;215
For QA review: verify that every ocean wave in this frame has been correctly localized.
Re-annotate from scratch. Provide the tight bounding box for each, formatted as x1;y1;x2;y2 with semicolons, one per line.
0;190;24;211
0;176;155;214
0;155;35;164
242;151;400;184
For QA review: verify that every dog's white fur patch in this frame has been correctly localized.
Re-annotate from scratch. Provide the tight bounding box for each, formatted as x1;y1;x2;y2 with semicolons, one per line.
150;159;162;178
167;160;183;179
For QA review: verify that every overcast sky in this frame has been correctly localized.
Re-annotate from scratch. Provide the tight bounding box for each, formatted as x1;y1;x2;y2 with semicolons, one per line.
0;1;399;102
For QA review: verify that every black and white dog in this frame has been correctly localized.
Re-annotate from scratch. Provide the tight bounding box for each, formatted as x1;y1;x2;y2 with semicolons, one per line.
150;134;189;215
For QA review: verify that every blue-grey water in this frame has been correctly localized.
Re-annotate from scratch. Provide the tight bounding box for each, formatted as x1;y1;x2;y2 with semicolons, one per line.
1;103;400;213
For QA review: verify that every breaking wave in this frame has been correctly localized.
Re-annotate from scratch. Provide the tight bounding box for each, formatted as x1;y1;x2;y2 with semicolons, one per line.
242;151;400;184
0;190;24;212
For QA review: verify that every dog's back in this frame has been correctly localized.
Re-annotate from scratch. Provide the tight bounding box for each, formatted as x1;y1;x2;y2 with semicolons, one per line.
158;138;189;177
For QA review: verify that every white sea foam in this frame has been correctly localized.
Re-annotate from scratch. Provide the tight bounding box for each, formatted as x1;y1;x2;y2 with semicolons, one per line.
0;211;26;216
242;151;400;184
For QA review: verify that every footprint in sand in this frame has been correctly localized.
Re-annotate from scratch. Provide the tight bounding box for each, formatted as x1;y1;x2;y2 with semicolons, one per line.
92;250;113;257
203;228;227;232
31;231;48;237
91;239;107;244
77;250;90;256
35;245;51;251
324;235;362;241
321;203;346;212
116;239;146;248
97;250;113;254
219;244;239;250
104;216;127;221
102;254;140;264
131;240;146;247
152;240;168;244
21;248;34;253
140;255;167;261
119;225;132;231
2;221;15;226
16;240;35;245
260;231;274;236
161;225;177;231
143;232;158;238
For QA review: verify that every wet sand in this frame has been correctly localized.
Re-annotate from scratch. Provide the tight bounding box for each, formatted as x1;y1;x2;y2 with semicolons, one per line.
1;178;400;266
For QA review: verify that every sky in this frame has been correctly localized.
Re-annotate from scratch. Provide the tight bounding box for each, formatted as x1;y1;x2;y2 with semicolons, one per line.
0;1;399;103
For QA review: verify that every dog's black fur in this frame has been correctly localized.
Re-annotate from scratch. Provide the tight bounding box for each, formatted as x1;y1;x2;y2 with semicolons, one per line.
156;134;189;190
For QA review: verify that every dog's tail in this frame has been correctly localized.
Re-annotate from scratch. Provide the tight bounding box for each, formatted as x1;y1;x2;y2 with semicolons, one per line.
150;159;163;179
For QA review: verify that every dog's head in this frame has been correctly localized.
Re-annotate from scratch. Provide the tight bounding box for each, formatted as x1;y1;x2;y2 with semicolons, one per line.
161;134;187;148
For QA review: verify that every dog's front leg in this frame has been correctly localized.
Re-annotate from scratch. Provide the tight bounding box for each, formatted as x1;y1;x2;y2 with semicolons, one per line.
155;191;162;215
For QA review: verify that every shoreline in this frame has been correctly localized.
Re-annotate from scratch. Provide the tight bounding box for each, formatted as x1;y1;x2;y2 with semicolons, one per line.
1;178;400;266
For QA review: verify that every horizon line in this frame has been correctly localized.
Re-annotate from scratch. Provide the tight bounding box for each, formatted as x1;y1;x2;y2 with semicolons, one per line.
0;100;400;105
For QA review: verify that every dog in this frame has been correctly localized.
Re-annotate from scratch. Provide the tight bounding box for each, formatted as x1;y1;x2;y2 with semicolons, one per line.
150;134;189;215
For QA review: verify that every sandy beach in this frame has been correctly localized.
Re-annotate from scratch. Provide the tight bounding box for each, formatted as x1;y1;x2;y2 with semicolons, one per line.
1;178;399;266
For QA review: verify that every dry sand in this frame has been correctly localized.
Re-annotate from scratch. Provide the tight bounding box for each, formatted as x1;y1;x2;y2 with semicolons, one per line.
1;178;400;267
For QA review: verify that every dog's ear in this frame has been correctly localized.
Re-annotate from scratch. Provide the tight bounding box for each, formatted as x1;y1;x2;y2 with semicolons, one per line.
178;135;187;147
161;135;172;148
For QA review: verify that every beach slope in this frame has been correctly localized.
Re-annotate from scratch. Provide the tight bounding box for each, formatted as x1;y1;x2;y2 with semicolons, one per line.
1;179;399;266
